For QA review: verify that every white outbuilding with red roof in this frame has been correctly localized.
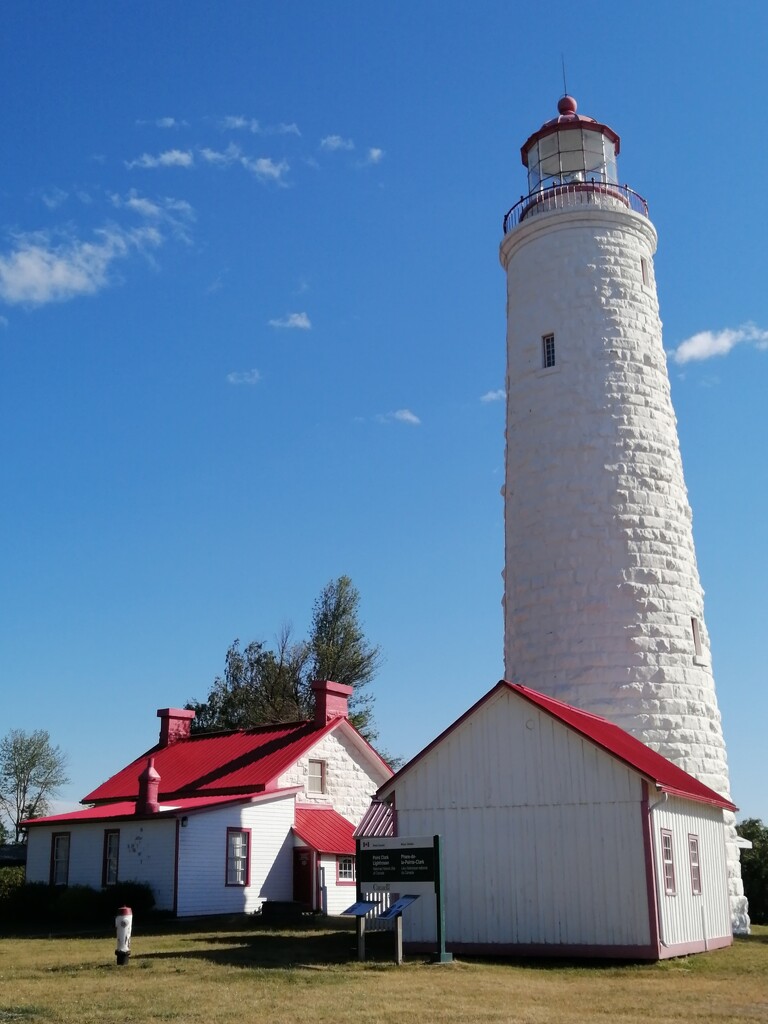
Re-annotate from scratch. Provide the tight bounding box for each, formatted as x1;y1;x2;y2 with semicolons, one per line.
368;681;735;960
24;681;391;917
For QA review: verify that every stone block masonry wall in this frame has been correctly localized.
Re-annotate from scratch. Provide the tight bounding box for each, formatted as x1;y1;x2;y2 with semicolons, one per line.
500;205;748;931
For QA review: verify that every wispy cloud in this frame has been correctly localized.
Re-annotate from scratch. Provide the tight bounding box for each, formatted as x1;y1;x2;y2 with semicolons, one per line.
41;187;69;210
670;322;768;364
268;311;311;330
110;190;195;243
365;147;384;165
136;117;187;129
126;149;194;170
221;115;260;133
200;143;242;166
227;368;261;385
321;135;354;152
377;408;421;426
480;388;506;403
220;116;300;137
241;156;290;184
0;225;162;306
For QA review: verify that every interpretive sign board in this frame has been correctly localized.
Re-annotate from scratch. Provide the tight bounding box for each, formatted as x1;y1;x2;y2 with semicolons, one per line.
378;895;420;921
357;836;435;889
356;834;452;963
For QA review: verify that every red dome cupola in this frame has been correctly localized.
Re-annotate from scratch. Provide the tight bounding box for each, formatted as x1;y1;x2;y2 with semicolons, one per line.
521;95;621;194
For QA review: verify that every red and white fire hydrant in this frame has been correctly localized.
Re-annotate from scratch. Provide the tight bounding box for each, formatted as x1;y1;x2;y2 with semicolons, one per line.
115;905;132;965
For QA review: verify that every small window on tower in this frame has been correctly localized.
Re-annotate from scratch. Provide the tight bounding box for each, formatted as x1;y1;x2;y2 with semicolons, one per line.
542;334;556;369
641;257;650;286
691;617;705;664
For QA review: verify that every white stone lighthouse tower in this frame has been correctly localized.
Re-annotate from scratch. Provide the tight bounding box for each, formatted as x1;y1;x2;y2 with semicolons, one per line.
500;96;748;932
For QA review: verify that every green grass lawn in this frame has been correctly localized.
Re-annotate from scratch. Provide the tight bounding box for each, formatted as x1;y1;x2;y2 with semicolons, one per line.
0;918;766;1024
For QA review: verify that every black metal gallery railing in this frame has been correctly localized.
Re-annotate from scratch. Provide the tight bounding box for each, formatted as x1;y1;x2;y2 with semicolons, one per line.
503;182;649;233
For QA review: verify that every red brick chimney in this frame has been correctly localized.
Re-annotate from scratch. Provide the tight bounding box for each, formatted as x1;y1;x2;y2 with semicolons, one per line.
136;757;160;815
312;680;353;726
157;708;195;747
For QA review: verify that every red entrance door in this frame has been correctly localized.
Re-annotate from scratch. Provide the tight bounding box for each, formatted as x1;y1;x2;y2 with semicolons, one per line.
293;848;314;908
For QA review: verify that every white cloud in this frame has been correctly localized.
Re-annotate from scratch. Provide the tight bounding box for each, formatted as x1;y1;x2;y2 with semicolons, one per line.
377;408;421;426
321;135;354;152
110;191;195;243
241;156;290;183
220;116;301;137
41;187;68;210
200;143;241;166
0;314;8;328
480;388;506;403
126;149;194;170
275;122;301;136
0;225;162;306
670;322;768;364
365;147;384;165
155;117;182;128
221;115;260;132
227;368;261;385
268;311;311;330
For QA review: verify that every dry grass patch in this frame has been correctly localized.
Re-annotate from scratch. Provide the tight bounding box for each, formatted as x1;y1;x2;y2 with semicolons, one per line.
0;919;766;1024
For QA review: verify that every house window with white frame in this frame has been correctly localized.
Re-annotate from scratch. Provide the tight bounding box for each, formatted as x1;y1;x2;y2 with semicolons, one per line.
102;829;120;887
688;834;702;895
337;855;355;884
50;832;70;887
308;759;326;794
661;829;676;895
226;828;251;886
542;333;556;369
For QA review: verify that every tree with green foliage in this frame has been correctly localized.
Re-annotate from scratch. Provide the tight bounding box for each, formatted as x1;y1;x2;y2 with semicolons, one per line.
187;576;382;743
0;729;70;843
737;818;768;924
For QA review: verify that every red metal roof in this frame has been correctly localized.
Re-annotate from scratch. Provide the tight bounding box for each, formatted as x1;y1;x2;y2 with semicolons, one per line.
83;719;341;804
380;681;736;812
293;805;356;854
354;798;395;838
23;791;294;827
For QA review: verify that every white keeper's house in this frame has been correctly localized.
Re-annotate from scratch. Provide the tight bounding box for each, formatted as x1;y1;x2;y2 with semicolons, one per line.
367;681;735;960
24;681;391;917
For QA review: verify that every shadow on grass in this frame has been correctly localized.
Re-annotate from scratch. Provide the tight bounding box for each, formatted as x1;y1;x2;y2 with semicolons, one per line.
134;921;397;970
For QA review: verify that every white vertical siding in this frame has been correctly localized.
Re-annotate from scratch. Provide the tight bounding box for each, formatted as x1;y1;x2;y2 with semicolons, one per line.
176;795;295;917
384;689;652;950
651;796;730;950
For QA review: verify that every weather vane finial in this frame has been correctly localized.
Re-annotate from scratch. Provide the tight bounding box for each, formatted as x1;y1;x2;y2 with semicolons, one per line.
561;54;568;97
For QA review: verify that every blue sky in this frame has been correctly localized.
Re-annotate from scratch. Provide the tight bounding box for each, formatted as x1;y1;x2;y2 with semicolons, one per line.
1;1;766;825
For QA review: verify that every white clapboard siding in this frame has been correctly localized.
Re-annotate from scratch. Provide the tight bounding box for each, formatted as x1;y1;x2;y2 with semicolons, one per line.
176;794;295;917
116;819;177;909
651;796;731;949
318;853;357;916
386;687;651;948
24;820;177;911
